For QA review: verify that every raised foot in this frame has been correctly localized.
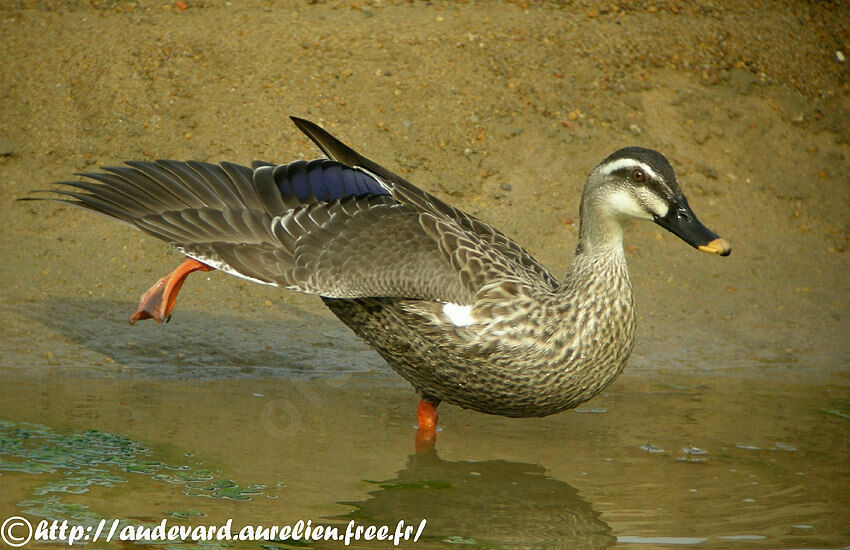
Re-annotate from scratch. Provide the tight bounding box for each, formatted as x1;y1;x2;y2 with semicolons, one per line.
129;258;213;324
414;397;440;454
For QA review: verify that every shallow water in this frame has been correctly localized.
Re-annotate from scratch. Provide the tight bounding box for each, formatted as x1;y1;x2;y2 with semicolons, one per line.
1;302;848;550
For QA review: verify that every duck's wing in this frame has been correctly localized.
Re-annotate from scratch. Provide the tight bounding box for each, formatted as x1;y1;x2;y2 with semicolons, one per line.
291;117;560;292
27;159;472;303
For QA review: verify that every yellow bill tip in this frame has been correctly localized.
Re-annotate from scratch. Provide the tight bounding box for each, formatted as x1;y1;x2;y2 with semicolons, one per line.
698;237;731;256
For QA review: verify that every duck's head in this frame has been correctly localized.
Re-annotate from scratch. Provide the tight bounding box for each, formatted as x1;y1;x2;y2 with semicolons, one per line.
583;146;731;256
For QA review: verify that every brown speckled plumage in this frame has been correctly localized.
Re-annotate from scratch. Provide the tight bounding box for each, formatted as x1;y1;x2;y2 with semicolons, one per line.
323;248;635;417
27;117;729;419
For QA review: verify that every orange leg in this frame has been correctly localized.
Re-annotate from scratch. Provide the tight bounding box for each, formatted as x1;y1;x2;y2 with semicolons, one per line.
415;396;440;454
129;258;214;324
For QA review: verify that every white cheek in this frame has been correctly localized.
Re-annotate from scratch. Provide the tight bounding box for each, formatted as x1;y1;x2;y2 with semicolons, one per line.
605;189;654;220
637;188;669;218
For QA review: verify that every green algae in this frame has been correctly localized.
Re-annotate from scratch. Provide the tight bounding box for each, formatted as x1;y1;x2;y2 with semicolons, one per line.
0;419;268;548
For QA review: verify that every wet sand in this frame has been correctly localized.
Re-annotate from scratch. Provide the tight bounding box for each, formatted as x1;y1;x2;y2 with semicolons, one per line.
1;1;849;548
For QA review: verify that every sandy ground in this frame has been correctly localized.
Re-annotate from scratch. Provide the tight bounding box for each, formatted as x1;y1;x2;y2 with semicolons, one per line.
1;0;848;378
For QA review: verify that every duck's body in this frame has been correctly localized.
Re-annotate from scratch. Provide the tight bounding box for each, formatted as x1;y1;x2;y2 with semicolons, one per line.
27;117;729;445
324;247;634;417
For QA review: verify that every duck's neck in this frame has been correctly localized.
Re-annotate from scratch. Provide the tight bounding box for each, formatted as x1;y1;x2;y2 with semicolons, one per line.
560;189;631;292
574;187;626;257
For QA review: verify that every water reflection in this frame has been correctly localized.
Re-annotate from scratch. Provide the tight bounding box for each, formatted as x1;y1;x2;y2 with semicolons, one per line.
1;417;613;550
332;451;615;549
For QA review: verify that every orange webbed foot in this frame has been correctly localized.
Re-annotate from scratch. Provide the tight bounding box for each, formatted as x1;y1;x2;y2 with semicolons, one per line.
129;258;213;324
415;397;440;454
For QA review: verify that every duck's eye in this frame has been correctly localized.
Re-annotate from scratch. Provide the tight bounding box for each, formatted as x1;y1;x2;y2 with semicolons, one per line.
631;169;646;183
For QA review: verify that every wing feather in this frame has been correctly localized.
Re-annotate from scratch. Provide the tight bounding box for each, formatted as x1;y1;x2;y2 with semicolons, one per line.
28;118;559;305
290;117;558;291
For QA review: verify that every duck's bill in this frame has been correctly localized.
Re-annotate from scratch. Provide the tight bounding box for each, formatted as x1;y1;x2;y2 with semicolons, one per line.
654;196;731;256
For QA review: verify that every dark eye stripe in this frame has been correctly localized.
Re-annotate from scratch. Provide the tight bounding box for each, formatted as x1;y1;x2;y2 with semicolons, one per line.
615;169;674;203
614;167;659;186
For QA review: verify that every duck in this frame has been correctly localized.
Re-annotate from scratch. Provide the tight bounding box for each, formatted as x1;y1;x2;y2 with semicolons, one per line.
26;117;730;450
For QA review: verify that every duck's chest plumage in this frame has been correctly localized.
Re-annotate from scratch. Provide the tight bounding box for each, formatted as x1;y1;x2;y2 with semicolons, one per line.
322;253;636;417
